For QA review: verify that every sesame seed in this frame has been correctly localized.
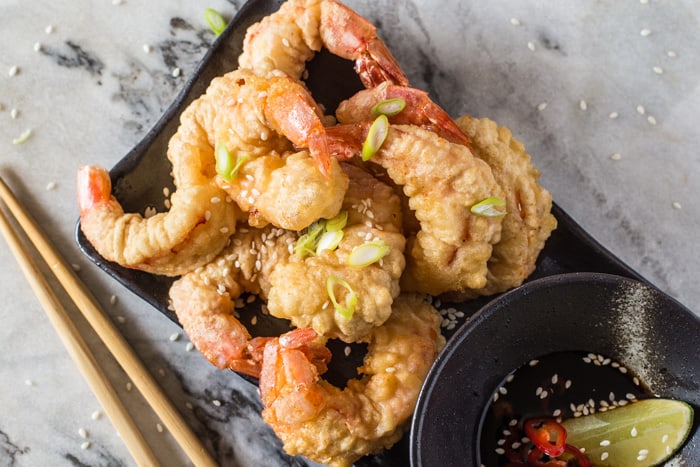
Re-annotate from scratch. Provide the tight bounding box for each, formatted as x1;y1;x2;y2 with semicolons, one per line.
537;102;548;111
25;379;35;386
210;196;221;204
510;18;521;26
640;28;652;36
653;66;664;74
80;441;91;450
282;38;290;47
172;67;181;78
212;399;221;406
497;439;506;446
619;366;628;374
10;108;19;119
156;423;164;433
498;386;507;395
509;418;518;427
672;201;682;210
116;316;126;324
640;0;649;3
112;0;124;5
46;181;57;191
600;439;610;446
45;24;55;34
8;65;19;77
647;115;657;125
565;380;572;389
126;381;132;391
91;410;102;420
667;50;677;58
636;105;646;115
609;111;619;119
344;346;351;356
110;295;118;305
185;342;194;352
511;442;521;449
78;428;88;438
495;447;505;455
579;100;588;110
527;41;535;51
601;452;609;461
529;359;539;366
638;448;649;456
72;263;81;272
662;434;669;443
631;426;638;437
143;44;153;53
163;199;171;209
609;392;616;401
493;392;499;402
219;227;229;234
169;332;180;342
610;153;622;160
34;42;43;52
551;374;559;384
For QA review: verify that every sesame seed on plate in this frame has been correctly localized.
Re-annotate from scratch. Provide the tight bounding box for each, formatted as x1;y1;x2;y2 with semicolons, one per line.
91;410;102;420
156;423;164;433
185;342;194;352
46;181;57;190
78;428;88;438
640;28;652;36
169;332;180;342
527;41;535;51
537;102;548;111
579;99;588;110
80;441;91;450
631;426;638;437
172;67;181;78
212;399;221;406
8;65;19;77
34;42;42;52
653;66;664;74
601;452;609;461
143;44;153;54
636;105;646;115
45;24;55;34
609;111;619;119
112;0;124;5
667;50;677;58
600;439;610;446
10;108;19;119
25;379;35;386
510;18;521;26
672;201;682;210
610;153;622;161
647;115;657;125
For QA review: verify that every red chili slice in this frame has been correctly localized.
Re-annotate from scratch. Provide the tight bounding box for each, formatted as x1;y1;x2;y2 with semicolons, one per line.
524;418;567;457
526;447;567;467
563;444;591;467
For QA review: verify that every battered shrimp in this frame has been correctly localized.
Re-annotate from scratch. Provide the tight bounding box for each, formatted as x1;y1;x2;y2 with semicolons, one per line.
335;81;471;147
77;165;238;277
170;163;405;373
178;68;349;230
238;0;408;87
259;294;445;467
328;123;505;296
266;163;406;342
169;224;331;377
451;115;557;298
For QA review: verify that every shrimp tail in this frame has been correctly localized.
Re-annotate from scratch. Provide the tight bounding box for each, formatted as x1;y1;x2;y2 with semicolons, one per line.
320;0;409;87
77;165;112;215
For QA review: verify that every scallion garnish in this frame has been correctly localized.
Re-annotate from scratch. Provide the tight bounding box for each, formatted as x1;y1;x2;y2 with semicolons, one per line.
294;220;326;258
215;143;249;181
362;114;389;161
371;97;406;117
204;8;227;36
348;240;390;267
470;196;507;217
325;210;348;232
326;276;357;319
316;230;344;253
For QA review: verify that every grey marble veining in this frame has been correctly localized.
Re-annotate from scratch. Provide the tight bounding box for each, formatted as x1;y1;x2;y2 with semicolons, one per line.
0;0;698;466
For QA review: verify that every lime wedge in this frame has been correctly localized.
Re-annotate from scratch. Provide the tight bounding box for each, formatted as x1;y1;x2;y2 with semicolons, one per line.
562;398;694;466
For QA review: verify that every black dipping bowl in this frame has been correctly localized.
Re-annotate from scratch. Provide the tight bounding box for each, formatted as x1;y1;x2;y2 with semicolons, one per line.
410;272;700;466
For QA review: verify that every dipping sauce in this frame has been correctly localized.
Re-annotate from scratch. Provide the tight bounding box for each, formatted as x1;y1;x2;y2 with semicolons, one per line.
478;350;653;465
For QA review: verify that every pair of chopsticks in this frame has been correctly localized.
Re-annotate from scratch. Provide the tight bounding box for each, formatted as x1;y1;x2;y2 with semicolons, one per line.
0;176;217;467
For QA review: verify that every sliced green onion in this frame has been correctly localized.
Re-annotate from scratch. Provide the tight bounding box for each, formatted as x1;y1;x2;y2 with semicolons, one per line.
215;143;249;181
362;114;389;161
294;220;326;258
326;276;357;319
470;196;507;217
324;210;348;232
371;97;406;117
316;230;344;253
204;8;227;36
348;240;390;267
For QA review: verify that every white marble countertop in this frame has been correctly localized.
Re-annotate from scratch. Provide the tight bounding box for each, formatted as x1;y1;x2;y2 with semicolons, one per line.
1;0;698;465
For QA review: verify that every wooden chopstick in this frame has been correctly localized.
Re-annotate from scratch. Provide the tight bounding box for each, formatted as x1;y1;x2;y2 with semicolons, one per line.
0;177;217;467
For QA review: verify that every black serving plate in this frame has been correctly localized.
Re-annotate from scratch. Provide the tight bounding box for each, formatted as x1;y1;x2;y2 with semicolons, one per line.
410;273;700;466
74;0;679;465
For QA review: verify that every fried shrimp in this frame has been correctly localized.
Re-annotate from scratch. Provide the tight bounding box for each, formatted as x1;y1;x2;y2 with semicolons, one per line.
259;294;445;467
335;81;471;147
451;115;557;298
177;68;349;230
238;0;408;87
77;165;238;277
328;123;505;296
170;163;405;373
266;163;406;342
169;224;331;378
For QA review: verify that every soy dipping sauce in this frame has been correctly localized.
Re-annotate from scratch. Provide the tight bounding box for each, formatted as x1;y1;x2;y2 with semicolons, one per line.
478;350;654;466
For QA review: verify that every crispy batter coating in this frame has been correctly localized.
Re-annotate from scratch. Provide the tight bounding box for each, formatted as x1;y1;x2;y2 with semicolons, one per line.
259;294;445;467
452;115;557;298
267;163;406;342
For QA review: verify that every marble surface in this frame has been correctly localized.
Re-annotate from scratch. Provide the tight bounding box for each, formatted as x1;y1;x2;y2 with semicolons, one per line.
0;0;698;466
